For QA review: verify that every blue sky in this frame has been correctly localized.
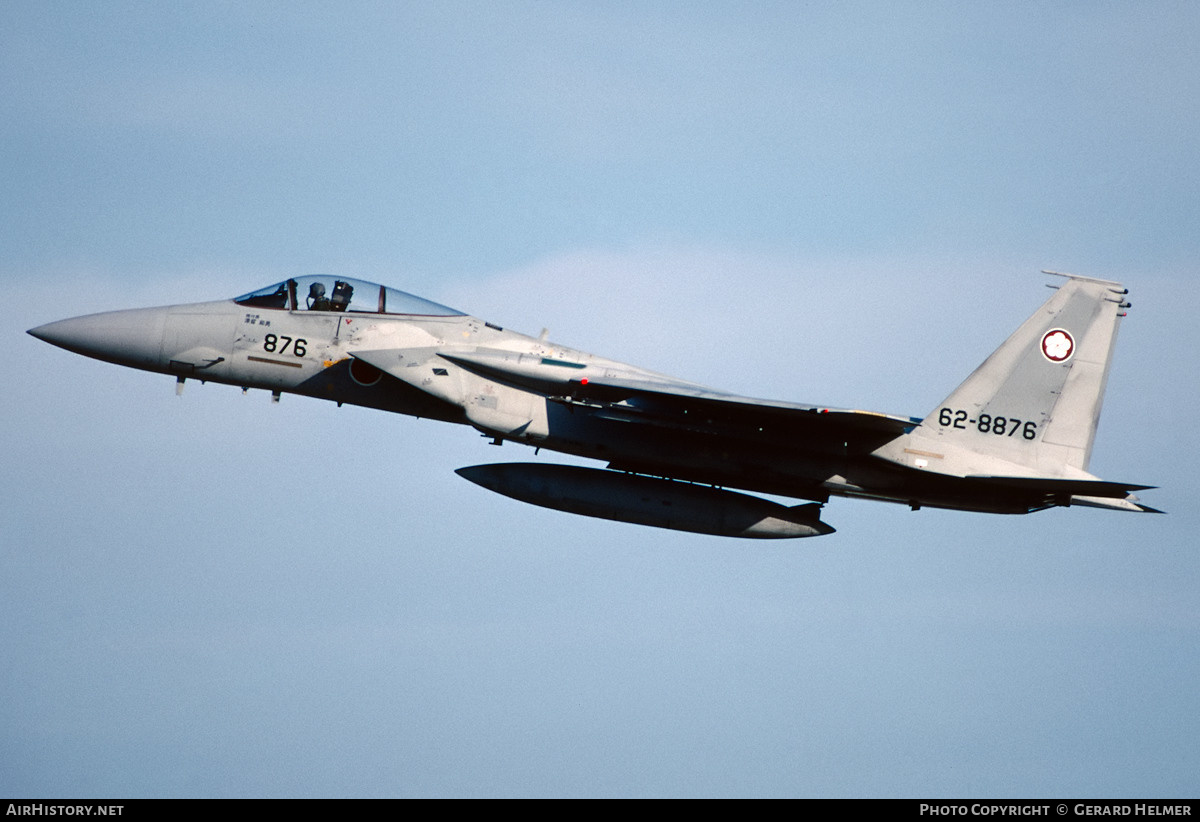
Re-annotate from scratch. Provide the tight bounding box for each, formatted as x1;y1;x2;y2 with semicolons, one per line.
3;1;1197;797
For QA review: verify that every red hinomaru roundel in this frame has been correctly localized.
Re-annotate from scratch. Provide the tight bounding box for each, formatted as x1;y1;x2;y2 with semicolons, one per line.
1041;328;1075;362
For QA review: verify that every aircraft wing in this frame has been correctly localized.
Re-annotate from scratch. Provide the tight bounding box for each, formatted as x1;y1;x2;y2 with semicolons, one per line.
354;346;919;452
558;373;919;444
437;348;921;448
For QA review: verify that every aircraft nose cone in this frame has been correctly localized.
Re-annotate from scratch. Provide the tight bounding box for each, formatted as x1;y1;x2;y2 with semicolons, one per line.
28;318;85;347
28;308;168;369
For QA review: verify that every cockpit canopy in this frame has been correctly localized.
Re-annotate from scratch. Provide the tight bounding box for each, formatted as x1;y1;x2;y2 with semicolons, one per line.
234;276;463;316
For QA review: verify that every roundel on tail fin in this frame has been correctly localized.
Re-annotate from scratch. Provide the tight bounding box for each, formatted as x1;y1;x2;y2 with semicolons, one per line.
1040;328;1075;362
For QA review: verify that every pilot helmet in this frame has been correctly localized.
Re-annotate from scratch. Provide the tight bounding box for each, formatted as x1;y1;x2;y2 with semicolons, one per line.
309;282;326;298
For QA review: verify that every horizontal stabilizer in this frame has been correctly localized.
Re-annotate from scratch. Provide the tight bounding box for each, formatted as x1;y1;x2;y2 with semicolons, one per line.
1067;495;1165;514
965;475;1155;499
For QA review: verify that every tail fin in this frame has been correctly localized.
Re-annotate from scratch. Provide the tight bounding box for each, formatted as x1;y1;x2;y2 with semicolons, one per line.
879;272;1131;478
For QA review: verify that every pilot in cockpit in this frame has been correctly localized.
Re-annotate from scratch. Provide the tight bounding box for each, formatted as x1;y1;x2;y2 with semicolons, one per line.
307;282;331;311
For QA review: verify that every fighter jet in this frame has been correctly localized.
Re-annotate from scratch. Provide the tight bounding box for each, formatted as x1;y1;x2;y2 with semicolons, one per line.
28;270;1159;538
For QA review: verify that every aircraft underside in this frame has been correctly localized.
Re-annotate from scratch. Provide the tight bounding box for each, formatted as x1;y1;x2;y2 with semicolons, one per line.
291;364;1127;518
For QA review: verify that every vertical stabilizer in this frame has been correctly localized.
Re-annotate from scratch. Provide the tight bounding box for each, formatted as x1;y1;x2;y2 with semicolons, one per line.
877;272;1130;478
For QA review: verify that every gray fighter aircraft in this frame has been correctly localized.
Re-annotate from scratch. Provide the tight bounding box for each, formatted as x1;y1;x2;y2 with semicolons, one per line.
28;270;1159;538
